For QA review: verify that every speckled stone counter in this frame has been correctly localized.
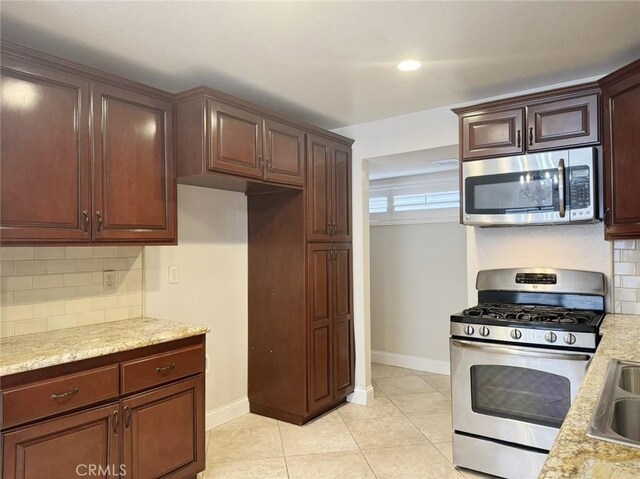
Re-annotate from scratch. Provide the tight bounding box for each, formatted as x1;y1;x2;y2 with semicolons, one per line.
539;314;640;479
0;317;209;377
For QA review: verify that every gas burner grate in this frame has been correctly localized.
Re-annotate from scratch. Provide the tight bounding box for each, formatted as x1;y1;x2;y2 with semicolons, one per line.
461;304;598;325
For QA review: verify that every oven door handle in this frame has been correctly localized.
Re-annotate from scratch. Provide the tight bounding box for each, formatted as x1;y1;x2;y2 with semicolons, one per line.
452;340;591;361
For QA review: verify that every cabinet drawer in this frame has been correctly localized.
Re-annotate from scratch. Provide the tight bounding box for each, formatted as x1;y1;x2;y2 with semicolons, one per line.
121;344;204;394
2;364;119;429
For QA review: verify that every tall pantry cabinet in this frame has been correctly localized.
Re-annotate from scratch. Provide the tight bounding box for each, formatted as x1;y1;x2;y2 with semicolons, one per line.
246;136;354;425
175;88;355;425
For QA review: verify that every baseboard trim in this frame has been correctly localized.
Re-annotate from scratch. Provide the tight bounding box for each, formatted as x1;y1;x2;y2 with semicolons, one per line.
205;396;250;431
347;384;374;405
372;349;450;375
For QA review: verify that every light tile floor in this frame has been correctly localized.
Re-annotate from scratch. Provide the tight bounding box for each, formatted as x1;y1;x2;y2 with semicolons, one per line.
202;363;495;479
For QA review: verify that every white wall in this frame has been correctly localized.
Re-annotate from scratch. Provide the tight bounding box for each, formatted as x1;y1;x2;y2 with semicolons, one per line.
332;74;607;395
370;223;467;374
144;185;249;428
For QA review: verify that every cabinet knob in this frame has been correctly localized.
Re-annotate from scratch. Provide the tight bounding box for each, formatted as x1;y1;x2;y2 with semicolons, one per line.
95;211;103;234
604;208;611;228
516;129;521;148
258;155;264;172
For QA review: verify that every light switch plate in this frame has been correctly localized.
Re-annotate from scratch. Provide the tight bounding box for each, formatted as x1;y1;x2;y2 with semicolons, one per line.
168;265;179;284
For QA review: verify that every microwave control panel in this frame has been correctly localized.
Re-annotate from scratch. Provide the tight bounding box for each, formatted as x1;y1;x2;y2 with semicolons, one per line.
569;165;591;210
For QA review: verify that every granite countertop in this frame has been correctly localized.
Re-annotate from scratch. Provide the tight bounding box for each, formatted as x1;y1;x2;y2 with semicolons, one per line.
0;317;209;377
539;314;640;479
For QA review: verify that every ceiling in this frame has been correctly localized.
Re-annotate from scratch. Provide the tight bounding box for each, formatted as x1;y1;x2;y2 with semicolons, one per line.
368;145;459;180
2;1;639;129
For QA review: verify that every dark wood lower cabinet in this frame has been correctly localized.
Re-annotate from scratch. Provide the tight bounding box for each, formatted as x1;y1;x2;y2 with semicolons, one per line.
122;376;205;479
2;403;120;479
1;337;206;479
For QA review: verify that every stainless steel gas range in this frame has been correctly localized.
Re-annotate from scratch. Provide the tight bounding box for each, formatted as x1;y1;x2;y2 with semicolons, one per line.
450;268;606;479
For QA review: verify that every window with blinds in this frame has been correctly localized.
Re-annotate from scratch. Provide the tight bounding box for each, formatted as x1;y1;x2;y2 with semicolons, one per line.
369;171;460;225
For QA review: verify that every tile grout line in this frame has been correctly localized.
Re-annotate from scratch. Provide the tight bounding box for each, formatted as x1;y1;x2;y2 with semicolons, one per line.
276;420;292;479
374;366;460;472
337;406;380;479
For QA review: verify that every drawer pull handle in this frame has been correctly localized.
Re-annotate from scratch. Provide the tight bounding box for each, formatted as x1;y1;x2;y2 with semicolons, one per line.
51;387;80;401
156;363;176;375
112;410;119;436
124;406;131;429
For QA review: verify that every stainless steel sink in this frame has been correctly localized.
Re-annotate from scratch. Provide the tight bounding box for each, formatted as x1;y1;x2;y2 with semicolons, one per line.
588;360;640;448
619;366;640;395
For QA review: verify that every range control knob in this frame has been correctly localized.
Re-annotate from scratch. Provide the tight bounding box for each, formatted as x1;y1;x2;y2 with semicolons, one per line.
510;329;522;340
544;331;558;343
564;333;577;345
479;326;490;337
464;325;475;336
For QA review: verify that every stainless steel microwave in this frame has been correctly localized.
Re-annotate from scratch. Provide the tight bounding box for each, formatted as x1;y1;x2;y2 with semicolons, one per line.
462;147;600;226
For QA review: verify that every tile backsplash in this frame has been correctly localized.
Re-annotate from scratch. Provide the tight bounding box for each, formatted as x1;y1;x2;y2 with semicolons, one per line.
0;246;143;338
614;240;640;315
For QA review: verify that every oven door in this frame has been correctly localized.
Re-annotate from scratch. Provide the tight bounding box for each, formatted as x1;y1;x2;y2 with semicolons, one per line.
450;339;592;450
462;150;570;226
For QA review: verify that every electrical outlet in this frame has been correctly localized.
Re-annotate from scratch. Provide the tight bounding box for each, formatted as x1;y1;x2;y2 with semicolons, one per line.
168;265;179;284
104;270;116;290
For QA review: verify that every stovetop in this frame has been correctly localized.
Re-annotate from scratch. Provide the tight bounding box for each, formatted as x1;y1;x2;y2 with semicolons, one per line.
464;303;599;324
451;302;604;333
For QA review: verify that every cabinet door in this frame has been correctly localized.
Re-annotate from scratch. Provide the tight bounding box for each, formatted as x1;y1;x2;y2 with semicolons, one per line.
603;66;640;239
92;83;176;242
121;376;205;479
263;119;305;187
461;108;524;160
331;142;352;242
333;244;354;399
208;100;263;179
307;244;334;411
0;61;91;244
527;94;599;151
306;135;332;241
2;403;120;479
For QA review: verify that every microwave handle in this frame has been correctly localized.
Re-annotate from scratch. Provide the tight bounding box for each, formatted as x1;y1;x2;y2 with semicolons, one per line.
558;158;566;218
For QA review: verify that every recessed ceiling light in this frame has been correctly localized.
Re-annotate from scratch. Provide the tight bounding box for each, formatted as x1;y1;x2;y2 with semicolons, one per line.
397;60;422;71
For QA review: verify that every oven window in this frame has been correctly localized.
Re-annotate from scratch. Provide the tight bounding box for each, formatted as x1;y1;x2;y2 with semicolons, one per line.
470;365;570;428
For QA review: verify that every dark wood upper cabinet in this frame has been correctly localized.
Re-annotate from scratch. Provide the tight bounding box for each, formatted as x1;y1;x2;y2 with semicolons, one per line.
306;135;333;241
208;100;263;179
0;42;177;245
527;94;599;151
601;59;640;240
306;136;352;242
263;119;305;186
2;403;120;479
177;91;326;190
0;60;91;243
454;84;601;161
332;143;352;242
92;83;176;242
461;108;524;159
